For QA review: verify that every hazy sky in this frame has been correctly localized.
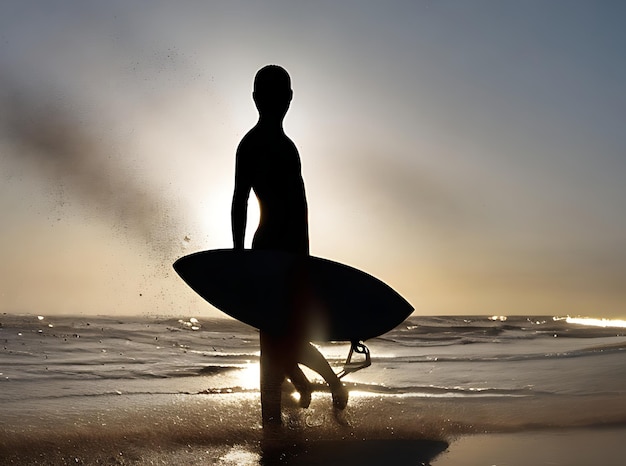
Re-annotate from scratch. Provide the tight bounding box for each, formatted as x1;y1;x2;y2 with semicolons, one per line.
1;1;625;318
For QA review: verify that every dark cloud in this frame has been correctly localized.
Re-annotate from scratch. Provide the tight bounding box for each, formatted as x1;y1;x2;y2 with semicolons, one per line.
0;78;186;257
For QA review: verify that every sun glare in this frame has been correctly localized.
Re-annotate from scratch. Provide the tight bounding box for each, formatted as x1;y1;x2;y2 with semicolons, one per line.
235;362;260;390
244;196;260;248
566;317;626;329
195;181;261;249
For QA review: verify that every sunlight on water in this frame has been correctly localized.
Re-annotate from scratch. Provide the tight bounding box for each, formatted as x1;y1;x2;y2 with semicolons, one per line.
488;315;507;322
565;316;626;328
218;446;260;466
235;363;260;390
178;317;202;331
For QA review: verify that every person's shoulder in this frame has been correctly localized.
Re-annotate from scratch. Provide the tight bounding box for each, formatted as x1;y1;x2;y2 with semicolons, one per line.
237;127;262;154
283;134;298;150
280;134;300;158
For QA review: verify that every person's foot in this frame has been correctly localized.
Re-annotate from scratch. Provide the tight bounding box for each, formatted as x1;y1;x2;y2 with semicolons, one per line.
290;376;312;409
298;383;312;408
331;382;348;411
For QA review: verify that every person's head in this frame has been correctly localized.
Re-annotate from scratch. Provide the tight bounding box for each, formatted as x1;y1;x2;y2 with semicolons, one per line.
253;65;293;121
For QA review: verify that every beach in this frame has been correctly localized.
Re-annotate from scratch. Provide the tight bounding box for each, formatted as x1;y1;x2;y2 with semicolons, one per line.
2;392;625;465
1;314;625;464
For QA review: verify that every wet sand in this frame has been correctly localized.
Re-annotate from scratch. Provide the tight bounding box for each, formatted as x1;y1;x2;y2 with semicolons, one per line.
2;428;625;465
433;426;626;466
2;391;625;466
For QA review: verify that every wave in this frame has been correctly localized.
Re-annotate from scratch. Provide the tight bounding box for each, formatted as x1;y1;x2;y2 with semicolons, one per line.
376;316;626;349
187;380;541;399
1;364;244;383
366;340;626;365
4;380;537;404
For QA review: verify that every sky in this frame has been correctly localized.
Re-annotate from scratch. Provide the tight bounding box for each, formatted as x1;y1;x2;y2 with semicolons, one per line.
1;1;625;318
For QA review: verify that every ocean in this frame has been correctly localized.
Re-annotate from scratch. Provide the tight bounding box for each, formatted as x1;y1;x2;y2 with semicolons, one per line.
1;313;625;465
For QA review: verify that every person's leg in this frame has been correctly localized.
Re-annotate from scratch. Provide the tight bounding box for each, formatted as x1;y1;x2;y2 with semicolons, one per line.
259;331;284;427
297;342;348;410
287;364;312;408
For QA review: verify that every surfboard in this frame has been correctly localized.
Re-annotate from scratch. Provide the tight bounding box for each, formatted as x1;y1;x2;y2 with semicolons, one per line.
173;249;413;342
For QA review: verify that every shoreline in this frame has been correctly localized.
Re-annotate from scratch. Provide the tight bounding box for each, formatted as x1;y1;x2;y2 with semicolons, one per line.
2;425;626;465
2;390;625;465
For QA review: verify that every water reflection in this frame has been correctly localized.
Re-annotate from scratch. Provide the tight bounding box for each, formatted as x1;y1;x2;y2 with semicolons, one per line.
565;316;626;328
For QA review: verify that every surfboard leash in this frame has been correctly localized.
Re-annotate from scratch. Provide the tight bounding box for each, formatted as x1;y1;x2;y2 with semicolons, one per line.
337;341;371;379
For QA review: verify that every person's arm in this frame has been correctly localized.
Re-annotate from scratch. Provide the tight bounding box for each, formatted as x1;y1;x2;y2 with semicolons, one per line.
231;146;252;249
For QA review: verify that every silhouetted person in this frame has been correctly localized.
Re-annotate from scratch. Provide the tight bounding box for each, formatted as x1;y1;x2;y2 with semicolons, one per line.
231;65;347;427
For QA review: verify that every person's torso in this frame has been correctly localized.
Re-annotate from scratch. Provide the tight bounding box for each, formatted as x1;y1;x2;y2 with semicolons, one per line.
243;129;309;253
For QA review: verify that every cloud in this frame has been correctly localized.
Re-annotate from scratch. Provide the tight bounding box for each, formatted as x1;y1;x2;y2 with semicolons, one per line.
0;77;186;257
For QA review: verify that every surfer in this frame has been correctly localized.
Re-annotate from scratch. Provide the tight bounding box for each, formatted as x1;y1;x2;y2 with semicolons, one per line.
231;65;348;427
